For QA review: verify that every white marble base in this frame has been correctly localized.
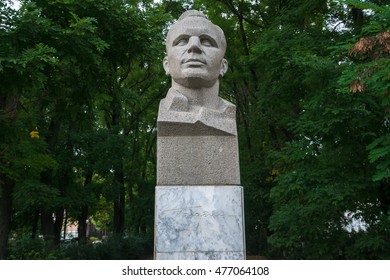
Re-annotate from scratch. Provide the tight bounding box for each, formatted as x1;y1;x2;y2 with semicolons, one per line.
154;185;245;260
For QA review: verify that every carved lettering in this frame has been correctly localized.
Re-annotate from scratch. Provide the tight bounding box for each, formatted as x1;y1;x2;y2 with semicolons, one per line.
163;206;225;218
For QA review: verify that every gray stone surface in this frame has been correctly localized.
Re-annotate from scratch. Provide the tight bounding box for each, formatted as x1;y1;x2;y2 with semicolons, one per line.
157;10;240;186
158;135;240;185
158;88;237;136
159;10;231;137
154;186;245;260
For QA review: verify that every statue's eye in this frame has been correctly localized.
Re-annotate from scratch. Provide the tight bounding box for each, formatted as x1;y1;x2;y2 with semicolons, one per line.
199;36;217;47
200;38;213;47
174;38;189;46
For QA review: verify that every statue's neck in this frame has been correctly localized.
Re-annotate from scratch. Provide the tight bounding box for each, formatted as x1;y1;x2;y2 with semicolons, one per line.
171;80;220;110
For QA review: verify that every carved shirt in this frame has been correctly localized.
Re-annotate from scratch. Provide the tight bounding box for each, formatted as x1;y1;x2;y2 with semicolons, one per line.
157;88;237;136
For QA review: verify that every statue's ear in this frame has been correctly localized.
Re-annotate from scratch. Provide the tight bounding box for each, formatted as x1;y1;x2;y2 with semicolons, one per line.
220;58;228;77
163;57;170;76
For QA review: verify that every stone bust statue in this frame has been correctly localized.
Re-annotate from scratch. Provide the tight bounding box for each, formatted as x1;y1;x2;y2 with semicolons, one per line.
155;11;244;260
158;10;236;136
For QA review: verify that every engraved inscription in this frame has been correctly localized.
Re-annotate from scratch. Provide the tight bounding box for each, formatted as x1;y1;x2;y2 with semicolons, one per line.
163;206;225;218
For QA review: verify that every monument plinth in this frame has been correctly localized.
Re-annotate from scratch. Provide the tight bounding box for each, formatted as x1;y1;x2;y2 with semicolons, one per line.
155;186;245;260
154;10;245;260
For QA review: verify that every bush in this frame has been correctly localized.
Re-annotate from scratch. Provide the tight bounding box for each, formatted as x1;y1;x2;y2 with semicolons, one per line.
7;233;152;260
7;234;48;260
61;234;153;260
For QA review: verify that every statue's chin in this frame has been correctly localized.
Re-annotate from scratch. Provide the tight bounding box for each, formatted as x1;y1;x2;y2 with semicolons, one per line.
173;76;218;89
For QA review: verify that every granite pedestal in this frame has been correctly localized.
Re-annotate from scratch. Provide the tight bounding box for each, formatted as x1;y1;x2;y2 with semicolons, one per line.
157;135;240;186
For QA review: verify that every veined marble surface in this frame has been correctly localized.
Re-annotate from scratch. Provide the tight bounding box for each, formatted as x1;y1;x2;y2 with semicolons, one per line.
154;185;245;260
156;251;245;260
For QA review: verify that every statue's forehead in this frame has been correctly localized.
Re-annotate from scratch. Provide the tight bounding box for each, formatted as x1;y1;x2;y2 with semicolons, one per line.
168;18;221;40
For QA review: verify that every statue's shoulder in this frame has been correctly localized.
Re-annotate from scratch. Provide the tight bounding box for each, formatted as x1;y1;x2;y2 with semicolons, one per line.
159;89;189;113
217;97;236;119
158;89;194;124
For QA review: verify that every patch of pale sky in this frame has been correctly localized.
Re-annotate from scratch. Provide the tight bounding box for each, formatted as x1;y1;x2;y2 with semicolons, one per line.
11;0;20;10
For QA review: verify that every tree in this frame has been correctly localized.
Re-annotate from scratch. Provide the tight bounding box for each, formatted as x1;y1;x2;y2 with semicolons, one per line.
0;1;59;258
268;0;390;259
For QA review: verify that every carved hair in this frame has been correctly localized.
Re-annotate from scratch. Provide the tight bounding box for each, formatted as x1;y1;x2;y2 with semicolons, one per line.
167;10;227;53
178;10;208;21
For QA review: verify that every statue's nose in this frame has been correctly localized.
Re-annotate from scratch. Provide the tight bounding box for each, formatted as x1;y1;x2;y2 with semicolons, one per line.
187;37;202;53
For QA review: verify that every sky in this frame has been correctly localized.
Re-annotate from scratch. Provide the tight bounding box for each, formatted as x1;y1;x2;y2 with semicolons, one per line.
11;0;20;10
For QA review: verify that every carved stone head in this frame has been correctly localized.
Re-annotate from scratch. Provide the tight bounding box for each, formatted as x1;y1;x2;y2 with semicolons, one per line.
163;10;228;89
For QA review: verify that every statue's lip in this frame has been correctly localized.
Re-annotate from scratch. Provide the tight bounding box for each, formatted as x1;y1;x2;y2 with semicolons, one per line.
183;58;206;64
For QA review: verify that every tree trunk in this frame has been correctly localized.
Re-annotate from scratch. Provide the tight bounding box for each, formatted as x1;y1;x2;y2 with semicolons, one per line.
31;210;40;239
0;94;20;122
39;168;56;247
39;119;62;248
39;207;63;249
109;91;126;235
113;200;125;234
113;164;125;235
40;210;55;246
78;205;88;244
63;210;67;240
352;8;364;28
0;175;14;260
0;92;20;259
53;207;64;247
78;171;93;243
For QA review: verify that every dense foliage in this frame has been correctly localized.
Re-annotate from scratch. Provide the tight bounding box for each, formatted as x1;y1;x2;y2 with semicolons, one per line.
1;0;389;259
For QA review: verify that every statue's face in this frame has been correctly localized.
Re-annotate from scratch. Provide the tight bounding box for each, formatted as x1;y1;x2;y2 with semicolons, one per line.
164;17;228;88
